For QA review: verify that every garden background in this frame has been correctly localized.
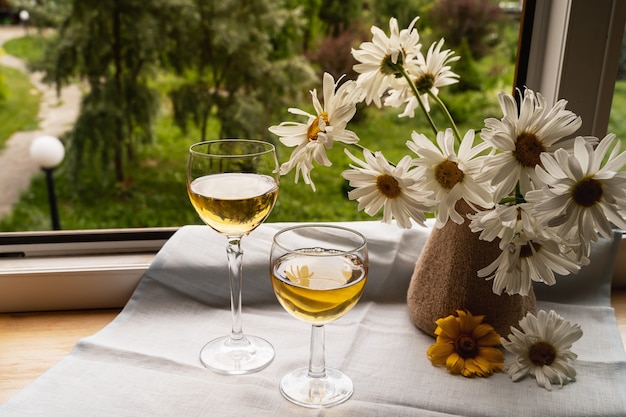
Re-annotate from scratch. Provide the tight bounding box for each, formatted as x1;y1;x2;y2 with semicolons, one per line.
0;0;622;231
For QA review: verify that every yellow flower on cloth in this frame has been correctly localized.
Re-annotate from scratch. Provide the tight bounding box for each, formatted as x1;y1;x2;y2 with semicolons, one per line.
427;310;504;377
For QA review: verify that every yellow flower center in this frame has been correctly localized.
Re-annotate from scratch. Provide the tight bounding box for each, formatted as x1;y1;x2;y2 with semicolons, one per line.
435;159;464;189
572;177;603;207
307;113;329;141
414;73;435;94
380;53;404;75
455;335;478;358
514;131;545;167
528;341;556;366
376;174;401;198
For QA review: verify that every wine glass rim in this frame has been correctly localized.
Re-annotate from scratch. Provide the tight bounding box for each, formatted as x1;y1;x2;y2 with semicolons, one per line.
189;139;276;157
272;224;367;256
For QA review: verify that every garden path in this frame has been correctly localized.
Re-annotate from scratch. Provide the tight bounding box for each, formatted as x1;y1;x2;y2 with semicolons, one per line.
0;26;81;219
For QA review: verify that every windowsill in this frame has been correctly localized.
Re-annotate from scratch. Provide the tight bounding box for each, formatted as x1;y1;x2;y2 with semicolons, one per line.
3;231;626;313
0;227;175;313
0;253;154;312
1;289;625;406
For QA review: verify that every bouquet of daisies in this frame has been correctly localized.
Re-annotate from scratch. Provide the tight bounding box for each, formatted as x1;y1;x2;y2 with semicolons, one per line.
269;16;626;299
269;15;626;389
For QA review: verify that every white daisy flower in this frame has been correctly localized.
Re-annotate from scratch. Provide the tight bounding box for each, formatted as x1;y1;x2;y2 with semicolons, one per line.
407;128;493;227
526;134;626;254
268;72;363;191
385;38;460;117
276;145;316;190
352;17;421;107
342;148;433;228
468;203;536;250
501;310;583;391
478;229;581;296
479;88;582;202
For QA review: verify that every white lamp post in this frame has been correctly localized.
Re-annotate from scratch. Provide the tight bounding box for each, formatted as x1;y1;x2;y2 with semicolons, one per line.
19;10;30;35
29;135;65;230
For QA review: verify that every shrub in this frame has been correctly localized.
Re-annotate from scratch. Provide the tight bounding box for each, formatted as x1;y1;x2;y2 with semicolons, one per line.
428;0;503;60
0;71;6;102
307;28;365;82
370;0;431;29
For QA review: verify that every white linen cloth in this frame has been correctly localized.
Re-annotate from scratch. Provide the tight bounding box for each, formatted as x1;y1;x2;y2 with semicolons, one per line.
2;221;625;416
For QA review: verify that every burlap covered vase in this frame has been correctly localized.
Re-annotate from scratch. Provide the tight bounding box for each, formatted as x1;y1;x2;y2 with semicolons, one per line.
407;200;536;337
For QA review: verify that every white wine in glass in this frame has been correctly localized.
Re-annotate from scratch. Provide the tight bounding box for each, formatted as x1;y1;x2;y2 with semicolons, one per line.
187;139;279;375
270;225;368;408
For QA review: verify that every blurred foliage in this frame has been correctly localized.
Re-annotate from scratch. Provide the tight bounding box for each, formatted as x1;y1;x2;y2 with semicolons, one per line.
166;0;317;143
0;116;202;231
30;0;318;184
0;0;527;231
318;0;362;37
307;28;364;82
11;0;72;29
369;0;431;29
608;81;626;142
32;0;182;183
2;34;46;64
0;66;5;101
0;65;39;148
428;0;503;60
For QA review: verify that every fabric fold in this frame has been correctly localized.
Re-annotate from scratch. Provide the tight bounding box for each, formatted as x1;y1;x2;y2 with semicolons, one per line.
2;221;625;417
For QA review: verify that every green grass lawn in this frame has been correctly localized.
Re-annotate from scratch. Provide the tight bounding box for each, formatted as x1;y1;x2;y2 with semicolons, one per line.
2;35;46;64
0;35;46;148
0;64;39;148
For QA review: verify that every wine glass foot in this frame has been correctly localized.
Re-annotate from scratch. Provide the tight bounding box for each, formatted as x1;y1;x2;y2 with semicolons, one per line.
199;335;274;375
279;367;353;408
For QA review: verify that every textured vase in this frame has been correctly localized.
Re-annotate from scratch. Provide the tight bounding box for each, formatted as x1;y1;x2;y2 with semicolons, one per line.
407;200;536;337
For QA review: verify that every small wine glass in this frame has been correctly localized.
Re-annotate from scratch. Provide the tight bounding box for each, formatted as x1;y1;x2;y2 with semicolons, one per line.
270;224;368;408
187;139;279;375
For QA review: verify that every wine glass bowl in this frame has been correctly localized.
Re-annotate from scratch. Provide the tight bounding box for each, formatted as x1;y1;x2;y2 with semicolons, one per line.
187;139;279;375
271;248;367;325
270;225;368;408
187;140;278;237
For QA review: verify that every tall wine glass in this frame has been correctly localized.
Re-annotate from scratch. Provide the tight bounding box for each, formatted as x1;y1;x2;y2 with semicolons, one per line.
187;139;279;375
270;225;368;408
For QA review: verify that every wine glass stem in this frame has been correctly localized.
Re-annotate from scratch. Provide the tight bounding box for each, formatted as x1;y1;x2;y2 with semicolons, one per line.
226;237;245;343
308;325;326;378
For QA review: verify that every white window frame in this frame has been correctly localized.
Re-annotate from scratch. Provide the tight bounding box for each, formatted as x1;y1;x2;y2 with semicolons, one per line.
521;0;626;137
1;0;626;312
0;229;175;312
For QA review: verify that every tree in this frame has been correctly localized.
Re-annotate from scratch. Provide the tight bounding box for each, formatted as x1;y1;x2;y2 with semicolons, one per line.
36;0;317;182
370;0;429;29
318;0;361;37
166;0;317;142
37;0;184;183
428;0;503;60
12;0;72;30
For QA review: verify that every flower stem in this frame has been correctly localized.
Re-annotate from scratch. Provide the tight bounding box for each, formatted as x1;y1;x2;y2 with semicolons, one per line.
515;183;525;204
398;66;439;137
347;142;368;154
428;90;462;146
498;184;526;206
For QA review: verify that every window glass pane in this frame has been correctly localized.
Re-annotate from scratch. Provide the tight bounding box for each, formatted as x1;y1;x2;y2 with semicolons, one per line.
610;26;626;151
0;0;523;232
